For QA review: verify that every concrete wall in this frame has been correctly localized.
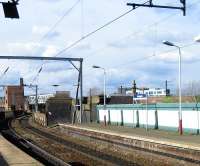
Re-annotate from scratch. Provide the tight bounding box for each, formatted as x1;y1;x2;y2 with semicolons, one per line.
97;103;200;133
33;112;47;126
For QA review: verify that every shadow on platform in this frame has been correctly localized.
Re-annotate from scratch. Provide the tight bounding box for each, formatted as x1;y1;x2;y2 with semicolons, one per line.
0;120;8;132
0;153;9;166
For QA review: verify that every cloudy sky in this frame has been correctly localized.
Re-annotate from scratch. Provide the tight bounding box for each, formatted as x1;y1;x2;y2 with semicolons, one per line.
0;0;199;96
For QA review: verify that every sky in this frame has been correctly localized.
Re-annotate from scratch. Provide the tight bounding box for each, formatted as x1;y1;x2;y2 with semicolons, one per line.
0;0;199;96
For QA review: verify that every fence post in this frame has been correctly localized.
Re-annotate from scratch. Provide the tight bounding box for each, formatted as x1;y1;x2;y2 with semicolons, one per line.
196;104;199;135
136;110;140;127
108;110;111;125
133;110;135;128
97;109;100;123
155;110;158;129
120;110;124;126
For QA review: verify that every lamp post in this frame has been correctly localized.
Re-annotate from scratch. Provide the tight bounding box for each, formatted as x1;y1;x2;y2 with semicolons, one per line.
92;65;107;125
194;36;200;134
146;93;148;131
194;35;200;42
52;84;60;95
163;40;183;135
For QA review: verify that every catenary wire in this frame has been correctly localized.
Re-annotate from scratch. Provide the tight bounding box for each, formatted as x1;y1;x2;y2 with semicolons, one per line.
31;1;150;84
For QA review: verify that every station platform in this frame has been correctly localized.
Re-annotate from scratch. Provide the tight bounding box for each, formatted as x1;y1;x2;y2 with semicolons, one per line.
0;134;43;166
61;123;200;150
59;123;200;162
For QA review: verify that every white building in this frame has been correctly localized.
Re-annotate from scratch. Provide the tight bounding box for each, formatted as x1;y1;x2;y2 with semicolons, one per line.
126;88;167;97
27;94;54;105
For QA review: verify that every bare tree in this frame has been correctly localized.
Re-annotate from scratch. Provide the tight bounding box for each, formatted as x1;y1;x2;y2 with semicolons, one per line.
184;81;200;102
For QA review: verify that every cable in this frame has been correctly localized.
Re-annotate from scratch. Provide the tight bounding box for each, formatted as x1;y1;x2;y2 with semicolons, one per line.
39;0;81;42
83;0;200;69
31;1;150;84
30;0;81;84
111;41;198;69
0;67;9;78
83;41;198;80
53;1;151;57
81;0;84;38
32;0;200;87
31;66;43;83
82;0;200;60
82;13;176;59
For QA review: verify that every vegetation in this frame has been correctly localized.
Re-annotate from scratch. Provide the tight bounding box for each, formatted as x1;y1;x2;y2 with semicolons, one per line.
194;96;200;103
163;96;176;103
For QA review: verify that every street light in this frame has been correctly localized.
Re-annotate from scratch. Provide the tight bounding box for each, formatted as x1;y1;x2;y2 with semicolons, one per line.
92;65;107;125
92;65;106;108
194;35;200;42
195;36;200;134
163;40;183;135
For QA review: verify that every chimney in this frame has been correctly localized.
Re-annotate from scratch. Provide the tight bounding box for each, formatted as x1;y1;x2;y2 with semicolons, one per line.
20;78;23;86
133;80;137;95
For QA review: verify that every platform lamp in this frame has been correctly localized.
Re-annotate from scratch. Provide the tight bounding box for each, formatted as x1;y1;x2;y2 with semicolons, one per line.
194;35;200;43
163;40;183;135
92;65;107;125
52;84;60;95
194;35;200;134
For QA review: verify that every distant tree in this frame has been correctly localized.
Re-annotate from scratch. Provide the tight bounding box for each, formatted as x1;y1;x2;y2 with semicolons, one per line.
182;81;200;102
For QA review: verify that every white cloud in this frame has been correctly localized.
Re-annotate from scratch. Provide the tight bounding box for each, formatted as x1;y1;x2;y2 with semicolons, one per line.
156;50;199;63
32;25;50;35
7;42;41;55
42;45;58;57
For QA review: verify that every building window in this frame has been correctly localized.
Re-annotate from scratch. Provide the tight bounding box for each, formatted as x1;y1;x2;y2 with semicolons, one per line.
157;91;162;94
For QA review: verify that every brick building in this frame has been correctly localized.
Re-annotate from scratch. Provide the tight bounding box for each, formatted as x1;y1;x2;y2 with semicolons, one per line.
4;78;24;111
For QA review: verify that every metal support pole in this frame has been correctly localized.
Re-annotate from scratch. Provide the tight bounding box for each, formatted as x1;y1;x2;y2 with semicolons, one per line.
73;67;81;124
136;110;139;127
196;103;199;135
103;69;106;125
146;95;148;131
178;47;183;135
35;85;38;112
103;69;106;108
163;41;183;135
0;55;83;121
133;110;135;128
80;60;83;124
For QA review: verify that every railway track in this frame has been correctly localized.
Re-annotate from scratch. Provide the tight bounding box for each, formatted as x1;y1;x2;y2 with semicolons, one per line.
1;118;71;166
10;116;200;166
18;117;139;166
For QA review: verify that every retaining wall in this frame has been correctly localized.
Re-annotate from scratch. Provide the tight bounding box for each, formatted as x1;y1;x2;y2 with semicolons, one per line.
97;103;200;133
33;112;47;127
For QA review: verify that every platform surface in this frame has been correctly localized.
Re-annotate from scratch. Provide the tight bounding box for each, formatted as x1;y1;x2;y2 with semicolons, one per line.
60;123;200;150
0;134;43;166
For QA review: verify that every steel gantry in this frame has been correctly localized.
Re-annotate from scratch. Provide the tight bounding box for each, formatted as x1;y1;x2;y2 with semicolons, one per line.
127;0;186;16
0;55;84;124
